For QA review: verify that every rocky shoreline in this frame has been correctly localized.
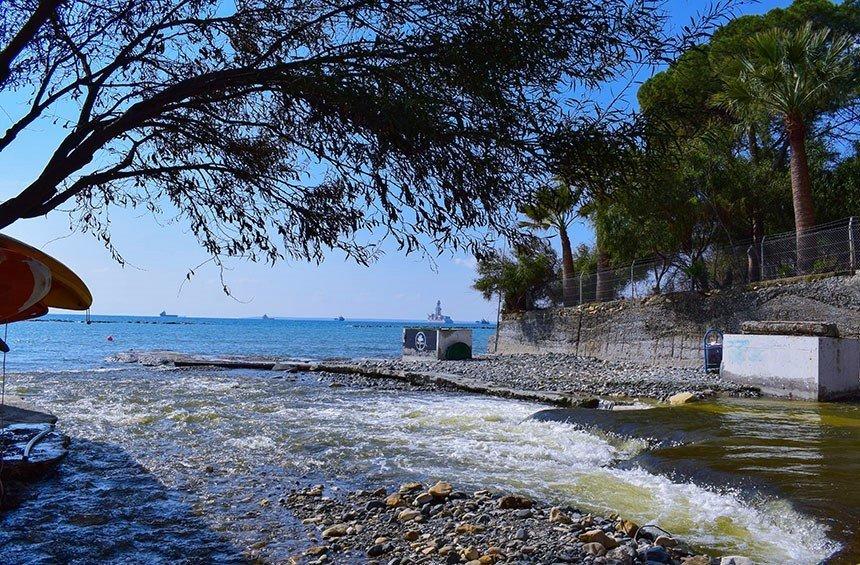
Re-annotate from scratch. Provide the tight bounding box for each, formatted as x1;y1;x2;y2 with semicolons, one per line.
352;354;759;402
282;481;746;565
118;350;760;403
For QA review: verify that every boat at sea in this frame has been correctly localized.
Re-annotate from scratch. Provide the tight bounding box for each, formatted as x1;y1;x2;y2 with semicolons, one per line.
159;310;178;318
427;300;453;324
335;316;345;321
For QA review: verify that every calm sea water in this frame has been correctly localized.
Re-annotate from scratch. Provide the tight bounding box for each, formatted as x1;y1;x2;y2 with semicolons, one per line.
1;315;856;564
2;315;496;373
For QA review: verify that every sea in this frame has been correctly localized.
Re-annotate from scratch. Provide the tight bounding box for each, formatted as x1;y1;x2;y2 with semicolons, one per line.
0;315;857;564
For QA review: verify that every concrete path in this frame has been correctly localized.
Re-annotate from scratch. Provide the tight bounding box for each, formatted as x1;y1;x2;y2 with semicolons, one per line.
0;397;58;427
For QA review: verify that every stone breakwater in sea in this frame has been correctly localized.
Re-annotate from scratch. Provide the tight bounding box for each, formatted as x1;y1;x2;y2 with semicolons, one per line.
282;481;743;565
353;354;759;401
114;350;760;402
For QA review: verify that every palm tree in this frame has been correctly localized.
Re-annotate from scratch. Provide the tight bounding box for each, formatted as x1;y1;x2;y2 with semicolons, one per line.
520;182;581;306
714;23;857;272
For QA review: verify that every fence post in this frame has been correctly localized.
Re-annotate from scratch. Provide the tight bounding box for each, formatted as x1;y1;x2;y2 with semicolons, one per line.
850;217;856;272
630;261;635;299
578;271;584;305
760;235;766;281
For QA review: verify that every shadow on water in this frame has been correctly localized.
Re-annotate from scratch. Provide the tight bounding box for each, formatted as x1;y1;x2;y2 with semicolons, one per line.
0;437;248;564
532;399;860;564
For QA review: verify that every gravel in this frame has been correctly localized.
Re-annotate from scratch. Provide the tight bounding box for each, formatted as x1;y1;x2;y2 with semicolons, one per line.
353;354;759;401
282;481;723;564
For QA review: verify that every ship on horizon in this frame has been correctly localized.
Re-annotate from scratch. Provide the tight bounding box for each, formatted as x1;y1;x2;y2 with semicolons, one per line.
159;310;178;318
427;300;453;324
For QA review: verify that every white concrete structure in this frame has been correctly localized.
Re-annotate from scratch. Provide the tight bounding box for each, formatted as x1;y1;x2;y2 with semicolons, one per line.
721;334;860;400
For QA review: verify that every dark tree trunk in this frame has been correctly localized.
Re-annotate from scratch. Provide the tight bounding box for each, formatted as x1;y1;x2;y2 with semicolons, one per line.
559;226;576;306
786;114;816;273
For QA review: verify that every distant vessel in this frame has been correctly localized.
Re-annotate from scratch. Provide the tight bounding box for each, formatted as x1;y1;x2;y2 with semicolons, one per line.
427;300;453;324
262;314;270;320
159;311;178;318
335;316;345;321
480;318;490;324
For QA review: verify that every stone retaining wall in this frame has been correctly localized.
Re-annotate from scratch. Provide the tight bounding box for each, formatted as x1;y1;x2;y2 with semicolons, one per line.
492;273;860;368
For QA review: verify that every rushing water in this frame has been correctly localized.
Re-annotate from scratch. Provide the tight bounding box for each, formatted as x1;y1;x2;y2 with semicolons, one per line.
1;317;858;564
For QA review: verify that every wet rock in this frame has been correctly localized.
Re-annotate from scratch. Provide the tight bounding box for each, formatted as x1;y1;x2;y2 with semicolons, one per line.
681;556;711;565
578;529;619;549
617;519;639;537
549;506;572;524
414;492;434;505
461;546;480;561
397;509;421;522
304;545;328;556
385;493;404;507
578;397;601;409
306;484;324;497
498;494;532;509
455;523;483;534
606;546;635;565
365;499;386;512
654;535;677;548
367;544;389;557
720;557;753;565
668;391;697;405
321;524;349;538
429;481;453;499
641;544;670;563
582;542;606;556
398;482;422;493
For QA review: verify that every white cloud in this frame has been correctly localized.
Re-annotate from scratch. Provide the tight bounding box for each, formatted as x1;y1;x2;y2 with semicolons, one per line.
452;256;477;269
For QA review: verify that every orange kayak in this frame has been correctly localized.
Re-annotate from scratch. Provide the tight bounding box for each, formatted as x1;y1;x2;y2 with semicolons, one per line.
0;234;92;323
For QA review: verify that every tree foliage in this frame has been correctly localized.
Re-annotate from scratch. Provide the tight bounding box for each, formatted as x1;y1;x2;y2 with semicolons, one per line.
0;0;679;269
472;239;560;312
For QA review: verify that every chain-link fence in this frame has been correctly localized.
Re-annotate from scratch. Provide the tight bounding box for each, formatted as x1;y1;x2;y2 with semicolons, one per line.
538;216;858;309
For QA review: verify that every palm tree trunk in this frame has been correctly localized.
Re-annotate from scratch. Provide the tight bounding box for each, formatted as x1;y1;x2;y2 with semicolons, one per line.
559;226;576;306
786;114;816;273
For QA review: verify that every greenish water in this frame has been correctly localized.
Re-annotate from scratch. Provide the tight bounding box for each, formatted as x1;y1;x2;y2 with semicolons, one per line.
535;398;860;564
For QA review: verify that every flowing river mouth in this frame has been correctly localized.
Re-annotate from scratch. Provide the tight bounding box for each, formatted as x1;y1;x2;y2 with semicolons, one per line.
1;366;854;564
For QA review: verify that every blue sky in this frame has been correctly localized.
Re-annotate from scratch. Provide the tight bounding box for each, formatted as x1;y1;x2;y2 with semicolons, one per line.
0;0;789;320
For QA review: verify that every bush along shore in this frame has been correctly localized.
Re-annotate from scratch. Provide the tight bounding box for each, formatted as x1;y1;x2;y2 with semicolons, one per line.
282;481;741;565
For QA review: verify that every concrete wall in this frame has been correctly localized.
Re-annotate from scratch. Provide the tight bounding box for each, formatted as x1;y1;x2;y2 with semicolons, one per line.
492;273;860;368
721;334;860;400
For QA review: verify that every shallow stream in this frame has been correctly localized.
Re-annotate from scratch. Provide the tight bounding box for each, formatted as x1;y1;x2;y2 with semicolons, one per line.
2;366;856;564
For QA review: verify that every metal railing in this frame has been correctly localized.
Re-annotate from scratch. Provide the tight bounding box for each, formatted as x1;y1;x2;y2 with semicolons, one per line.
538;216;858;309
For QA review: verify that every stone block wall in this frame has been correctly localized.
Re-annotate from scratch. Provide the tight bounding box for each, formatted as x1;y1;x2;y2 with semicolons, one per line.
492;273;860;367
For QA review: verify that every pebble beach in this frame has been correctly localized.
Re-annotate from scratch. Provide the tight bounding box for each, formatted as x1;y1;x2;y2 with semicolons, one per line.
284;481;739;565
